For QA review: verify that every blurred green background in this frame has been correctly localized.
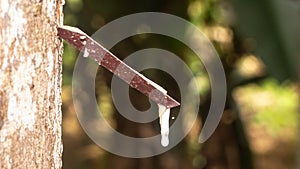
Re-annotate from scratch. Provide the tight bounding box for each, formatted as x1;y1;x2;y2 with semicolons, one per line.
61;0;299;169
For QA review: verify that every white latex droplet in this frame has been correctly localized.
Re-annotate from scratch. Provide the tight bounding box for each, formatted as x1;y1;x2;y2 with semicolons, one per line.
158;104;170;147
161;132;169;147
83;48;89;58
79;35;86;40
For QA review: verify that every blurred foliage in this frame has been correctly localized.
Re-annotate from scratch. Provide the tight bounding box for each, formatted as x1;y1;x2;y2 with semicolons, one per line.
61;0;299;169
253;81;298;136
234;79;299;136
233;79;299;169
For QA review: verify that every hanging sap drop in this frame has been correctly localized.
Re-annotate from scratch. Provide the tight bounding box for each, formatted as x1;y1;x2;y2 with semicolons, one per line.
161;132;169;147
83;48;89;58
158;104;170;147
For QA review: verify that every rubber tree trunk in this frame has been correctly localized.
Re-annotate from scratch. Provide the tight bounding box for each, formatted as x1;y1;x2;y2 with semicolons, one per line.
0;0;64;168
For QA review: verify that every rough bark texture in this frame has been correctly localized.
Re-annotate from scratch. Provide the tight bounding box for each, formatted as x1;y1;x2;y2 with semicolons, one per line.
0;0;64;168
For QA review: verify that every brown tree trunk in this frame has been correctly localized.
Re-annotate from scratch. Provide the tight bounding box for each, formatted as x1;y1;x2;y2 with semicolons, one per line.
0;0;64;168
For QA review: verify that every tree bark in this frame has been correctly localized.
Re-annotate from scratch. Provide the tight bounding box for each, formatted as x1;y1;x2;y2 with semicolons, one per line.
0;0;64;168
